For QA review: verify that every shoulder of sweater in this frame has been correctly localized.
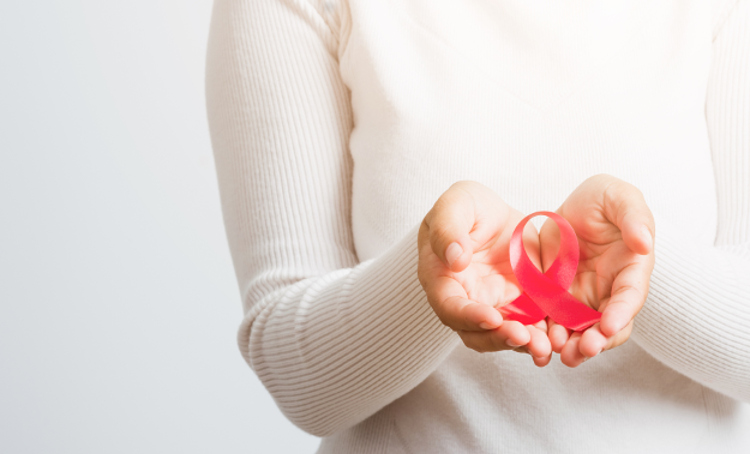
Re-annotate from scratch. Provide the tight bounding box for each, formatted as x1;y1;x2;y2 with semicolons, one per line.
295;0;351;57
299;0;740;52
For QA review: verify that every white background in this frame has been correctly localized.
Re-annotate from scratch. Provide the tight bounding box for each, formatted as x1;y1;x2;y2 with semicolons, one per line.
0;1;319;452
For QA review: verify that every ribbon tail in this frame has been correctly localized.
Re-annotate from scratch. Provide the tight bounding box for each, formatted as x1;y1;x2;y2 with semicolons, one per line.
499;293;547;325
540;290;601;332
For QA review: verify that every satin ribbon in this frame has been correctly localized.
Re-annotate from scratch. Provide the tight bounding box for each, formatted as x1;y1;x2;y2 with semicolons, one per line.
499;211;601;332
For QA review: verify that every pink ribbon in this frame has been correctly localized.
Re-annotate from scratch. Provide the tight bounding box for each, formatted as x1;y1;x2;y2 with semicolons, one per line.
499;211;601;332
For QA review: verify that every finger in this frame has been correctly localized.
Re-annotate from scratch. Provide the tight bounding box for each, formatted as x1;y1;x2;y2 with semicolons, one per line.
429;277;504;331
533;354;552;368
458;320;531;353
599;259;652;337
560;332;587;368
525;324;552;358
424;184;479;272
621;213;654;256
528;320;553;366
602;179;655;255
498;321;532;348
606;320;634;351
578;324;608;358
548;321;570;353
579;320;634;358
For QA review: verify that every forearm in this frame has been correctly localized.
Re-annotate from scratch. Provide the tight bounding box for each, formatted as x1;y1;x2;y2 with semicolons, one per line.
243;227;458;436
632;221;750;402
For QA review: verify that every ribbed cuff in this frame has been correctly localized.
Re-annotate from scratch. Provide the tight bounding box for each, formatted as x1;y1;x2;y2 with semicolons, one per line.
632;222;750;401
249;224;460;435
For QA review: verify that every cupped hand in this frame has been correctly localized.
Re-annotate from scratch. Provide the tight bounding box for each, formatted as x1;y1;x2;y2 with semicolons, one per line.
418;181;552;367
540;175;655;367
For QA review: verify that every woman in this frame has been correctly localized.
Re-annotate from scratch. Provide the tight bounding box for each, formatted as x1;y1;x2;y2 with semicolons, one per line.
206;0;750;452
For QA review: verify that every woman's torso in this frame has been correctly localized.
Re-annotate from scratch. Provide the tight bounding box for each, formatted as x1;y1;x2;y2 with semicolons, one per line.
320;1;744;452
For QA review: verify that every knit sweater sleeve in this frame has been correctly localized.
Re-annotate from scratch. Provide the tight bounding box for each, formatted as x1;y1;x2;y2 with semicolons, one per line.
631;0;750;402
205;0;458;437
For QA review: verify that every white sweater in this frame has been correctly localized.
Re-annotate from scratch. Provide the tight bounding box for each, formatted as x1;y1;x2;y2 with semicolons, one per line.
206;0;750;452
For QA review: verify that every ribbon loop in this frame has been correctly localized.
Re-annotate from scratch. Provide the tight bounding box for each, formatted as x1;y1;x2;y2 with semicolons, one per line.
500;212;601;332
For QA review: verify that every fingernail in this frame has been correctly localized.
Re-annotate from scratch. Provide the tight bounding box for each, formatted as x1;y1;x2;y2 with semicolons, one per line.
445;242;463;268
506;340;522;348
479;322;495;330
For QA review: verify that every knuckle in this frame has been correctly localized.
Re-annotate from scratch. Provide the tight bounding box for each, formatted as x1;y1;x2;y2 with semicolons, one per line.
431;223;455;244
614;283;644;300
432;192;456;214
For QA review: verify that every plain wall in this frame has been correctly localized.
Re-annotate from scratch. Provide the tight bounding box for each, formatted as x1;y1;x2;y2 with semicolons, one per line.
0;1;319;452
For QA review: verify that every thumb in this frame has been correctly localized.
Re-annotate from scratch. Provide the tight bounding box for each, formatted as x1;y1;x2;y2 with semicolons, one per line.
424;182;481;272
603;179;655;255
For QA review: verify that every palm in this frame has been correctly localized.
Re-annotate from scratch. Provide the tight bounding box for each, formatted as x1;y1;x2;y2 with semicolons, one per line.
421;225;551;361
422;232;524;311
538;176;655;366
543;215;643;313
418;181;555;363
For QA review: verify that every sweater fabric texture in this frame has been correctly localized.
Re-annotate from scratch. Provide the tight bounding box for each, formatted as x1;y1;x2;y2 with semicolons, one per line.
206;0;750;452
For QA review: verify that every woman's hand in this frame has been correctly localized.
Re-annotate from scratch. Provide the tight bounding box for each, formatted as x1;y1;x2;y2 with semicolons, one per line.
540;175;655;367
418;181;553;366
